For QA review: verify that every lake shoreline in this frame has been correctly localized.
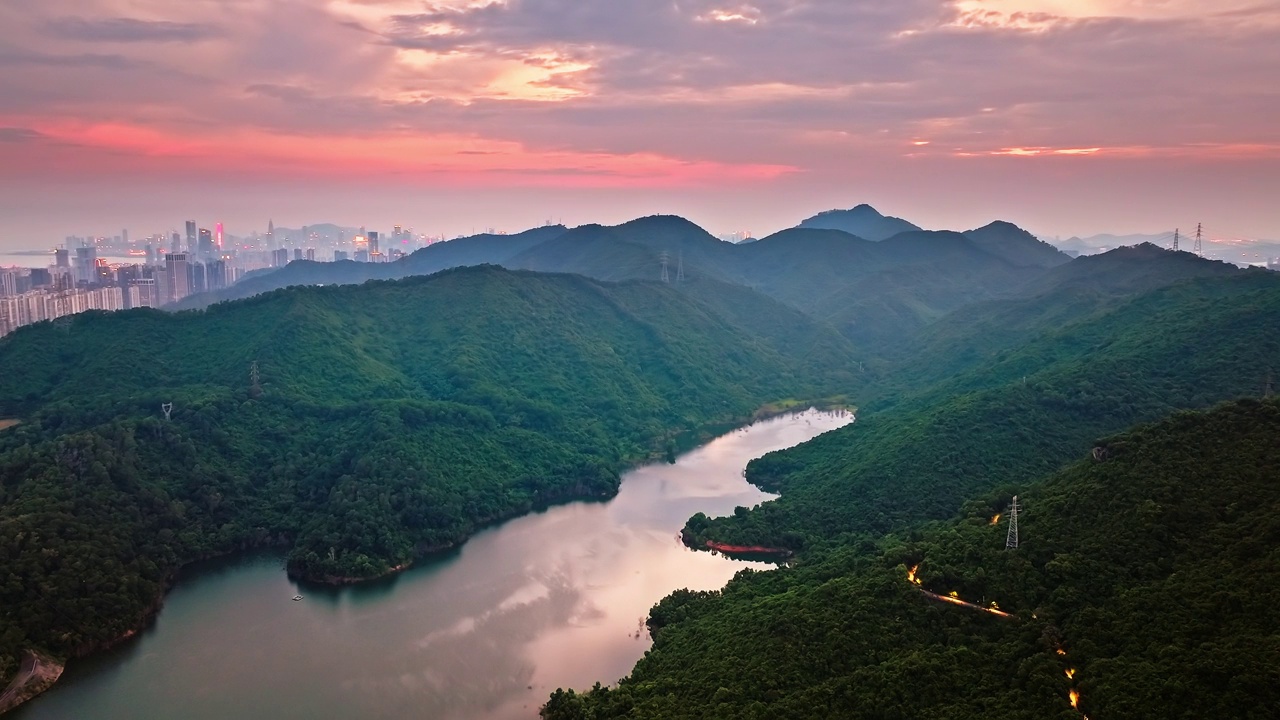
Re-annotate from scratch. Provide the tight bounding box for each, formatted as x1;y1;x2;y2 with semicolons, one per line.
1;404;847;716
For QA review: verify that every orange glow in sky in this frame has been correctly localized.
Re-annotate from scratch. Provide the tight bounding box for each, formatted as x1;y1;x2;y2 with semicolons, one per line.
0;0;1276;240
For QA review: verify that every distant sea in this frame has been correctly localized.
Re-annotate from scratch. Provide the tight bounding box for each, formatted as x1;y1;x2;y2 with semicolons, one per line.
0;249;142;269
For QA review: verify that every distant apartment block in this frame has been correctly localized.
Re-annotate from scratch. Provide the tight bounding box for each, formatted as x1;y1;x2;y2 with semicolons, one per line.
0;287;127;338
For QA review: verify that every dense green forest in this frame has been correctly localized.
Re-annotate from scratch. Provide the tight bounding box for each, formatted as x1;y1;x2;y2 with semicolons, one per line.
545;398;1280;719
540;249;1280;718
683;269;1280;553
5;211;1278;718
0;265;855;688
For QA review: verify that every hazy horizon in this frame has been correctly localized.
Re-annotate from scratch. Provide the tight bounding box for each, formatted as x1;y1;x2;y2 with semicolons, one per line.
1;190;1272;252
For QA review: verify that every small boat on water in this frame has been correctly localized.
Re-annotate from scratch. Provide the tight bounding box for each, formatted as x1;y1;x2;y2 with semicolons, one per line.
292;595;303;601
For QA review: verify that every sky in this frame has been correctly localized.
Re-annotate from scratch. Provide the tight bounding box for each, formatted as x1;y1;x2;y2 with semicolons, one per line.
0;0;1277;247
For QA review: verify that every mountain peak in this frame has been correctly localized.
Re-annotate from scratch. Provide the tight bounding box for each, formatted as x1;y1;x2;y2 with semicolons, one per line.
796;204;922;241
963;221;1070;268
618;214;711;234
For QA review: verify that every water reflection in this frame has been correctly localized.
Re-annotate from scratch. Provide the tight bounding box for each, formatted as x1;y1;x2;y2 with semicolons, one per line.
14;409;851;720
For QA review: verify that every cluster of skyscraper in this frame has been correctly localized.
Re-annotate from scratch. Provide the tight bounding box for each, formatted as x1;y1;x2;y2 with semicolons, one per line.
0;219;439;337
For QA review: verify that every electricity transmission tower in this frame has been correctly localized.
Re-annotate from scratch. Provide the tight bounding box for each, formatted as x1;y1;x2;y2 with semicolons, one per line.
162;403;173;421
1005;496;1020;550
250;360;262;398
1194;223;1203;257
659;251;670;283
676;251;685;283
1172;228;1180;252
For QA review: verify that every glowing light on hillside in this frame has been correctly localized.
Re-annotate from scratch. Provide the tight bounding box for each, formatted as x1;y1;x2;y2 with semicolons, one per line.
990;512;1002;525
1069;690;1080;709
907;565;922;585
1065;668;1076;679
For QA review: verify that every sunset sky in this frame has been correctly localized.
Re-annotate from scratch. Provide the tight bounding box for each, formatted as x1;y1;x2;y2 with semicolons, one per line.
1;0;1277;245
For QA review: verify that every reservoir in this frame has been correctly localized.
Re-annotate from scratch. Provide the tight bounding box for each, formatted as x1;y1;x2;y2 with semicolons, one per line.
12;409;851;720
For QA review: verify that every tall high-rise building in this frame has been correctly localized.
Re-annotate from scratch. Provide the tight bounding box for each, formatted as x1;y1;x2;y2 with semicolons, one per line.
153;269;171;306
215;222;224;252
54;249;69;268
73;246;97;286
205;260;228;290
0;271;17;297
368;231;380;255
122;229;129;246
198;228;213;257
185;221;197;252
191;263;208;294
165;253;190;302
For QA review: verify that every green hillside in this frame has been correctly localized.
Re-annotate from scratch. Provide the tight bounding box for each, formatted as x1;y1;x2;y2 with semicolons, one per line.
172;225;568;310
507;218;1050;347
177;214;1062;349
684;270;1280;553
872;246;1247;405
964;221;1070;268
546;398;1280;719
0;265;855;687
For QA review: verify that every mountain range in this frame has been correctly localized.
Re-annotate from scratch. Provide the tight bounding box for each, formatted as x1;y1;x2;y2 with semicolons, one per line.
176;207;1071;348
3;201;1278;718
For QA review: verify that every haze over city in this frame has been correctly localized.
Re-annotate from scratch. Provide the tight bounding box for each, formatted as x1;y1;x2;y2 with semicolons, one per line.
1;0;1278;247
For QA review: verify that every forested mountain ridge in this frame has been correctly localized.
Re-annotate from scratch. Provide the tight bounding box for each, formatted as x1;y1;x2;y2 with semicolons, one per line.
0;265;857;691
510;218;1055;347
545;398;1280;719
174;213;1062;348
795;203;923;241
964;220;1070;268
872;248;1251;405
171;225;569;310
683;270;1280;554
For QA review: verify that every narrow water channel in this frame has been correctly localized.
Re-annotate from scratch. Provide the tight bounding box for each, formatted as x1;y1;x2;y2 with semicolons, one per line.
12;409;852;720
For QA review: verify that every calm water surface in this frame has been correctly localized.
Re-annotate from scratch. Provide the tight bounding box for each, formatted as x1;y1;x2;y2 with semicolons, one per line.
0;251;139;268
13;409;851;720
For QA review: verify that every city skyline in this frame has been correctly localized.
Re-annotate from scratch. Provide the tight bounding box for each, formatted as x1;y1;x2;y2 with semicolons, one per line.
1;1;1278;246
